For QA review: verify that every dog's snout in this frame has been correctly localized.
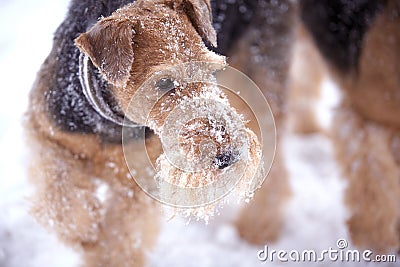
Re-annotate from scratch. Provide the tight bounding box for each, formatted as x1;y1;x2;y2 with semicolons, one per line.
213;150;240;169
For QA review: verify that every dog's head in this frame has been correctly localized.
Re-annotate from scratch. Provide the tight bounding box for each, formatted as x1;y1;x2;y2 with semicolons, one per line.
75;0;222;87
75;0;265;211
74;0;248;170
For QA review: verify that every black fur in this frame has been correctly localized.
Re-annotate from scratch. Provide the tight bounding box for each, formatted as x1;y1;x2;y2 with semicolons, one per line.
211;0;295;88
211;0;256;54
211;0;294;59
300;0;385;73
45;0;145;143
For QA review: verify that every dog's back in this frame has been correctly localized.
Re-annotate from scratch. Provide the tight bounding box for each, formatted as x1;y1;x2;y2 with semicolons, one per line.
29;0;141;144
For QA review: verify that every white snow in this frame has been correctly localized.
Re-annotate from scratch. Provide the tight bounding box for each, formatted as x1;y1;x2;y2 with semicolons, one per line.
0;1;397;267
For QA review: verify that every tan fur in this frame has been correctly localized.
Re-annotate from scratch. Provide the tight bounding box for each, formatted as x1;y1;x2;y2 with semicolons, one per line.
345;1;400;128
287;23;325;134
333;101;400;252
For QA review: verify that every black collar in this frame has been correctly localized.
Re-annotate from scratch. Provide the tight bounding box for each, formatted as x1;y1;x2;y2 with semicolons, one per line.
78;52;139;128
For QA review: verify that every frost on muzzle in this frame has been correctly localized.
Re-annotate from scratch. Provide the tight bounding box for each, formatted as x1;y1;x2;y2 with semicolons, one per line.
122;61;276;208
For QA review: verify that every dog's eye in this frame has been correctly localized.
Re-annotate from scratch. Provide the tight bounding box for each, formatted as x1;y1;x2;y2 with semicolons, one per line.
155;77;176;92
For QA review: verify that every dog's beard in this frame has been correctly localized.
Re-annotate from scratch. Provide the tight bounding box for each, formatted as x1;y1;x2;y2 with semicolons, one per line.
155;128;262;222
152;82;264;222
121;62;265;221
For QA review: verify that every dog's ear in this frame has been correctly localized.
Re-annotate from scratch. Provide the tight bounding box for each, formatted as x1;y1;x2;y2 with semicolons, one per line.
75;18;134;87
181;0;217;47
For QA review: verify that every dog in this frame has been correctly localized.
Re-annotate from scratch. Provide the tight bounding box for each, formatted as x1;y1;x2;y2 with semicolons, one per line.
212;0;400;255
23;0;260;266
32;0;395;264
299;0;400;253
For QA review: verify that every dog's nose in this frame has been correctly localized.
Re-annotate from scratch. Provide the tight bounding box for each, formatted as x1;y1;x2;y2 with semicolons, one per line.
213;150;240;169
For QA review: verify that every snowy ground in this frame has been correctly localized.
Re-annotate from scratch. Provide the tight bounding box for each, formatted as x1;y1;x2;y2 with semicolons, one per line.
0;1;398;267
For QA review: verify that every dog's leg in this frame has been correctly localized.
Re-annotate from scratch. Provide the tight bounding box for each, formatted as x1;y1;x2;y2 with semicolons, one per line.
320;2;400;252
27;137;105;247
26;117;159;266
28;142;159;267
287;23;325;134
233;75;291;242
80;143;160;267
333;101;400;253
82;193;158;267
236;147;291;243
81;174;159;266
227;0;296;243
